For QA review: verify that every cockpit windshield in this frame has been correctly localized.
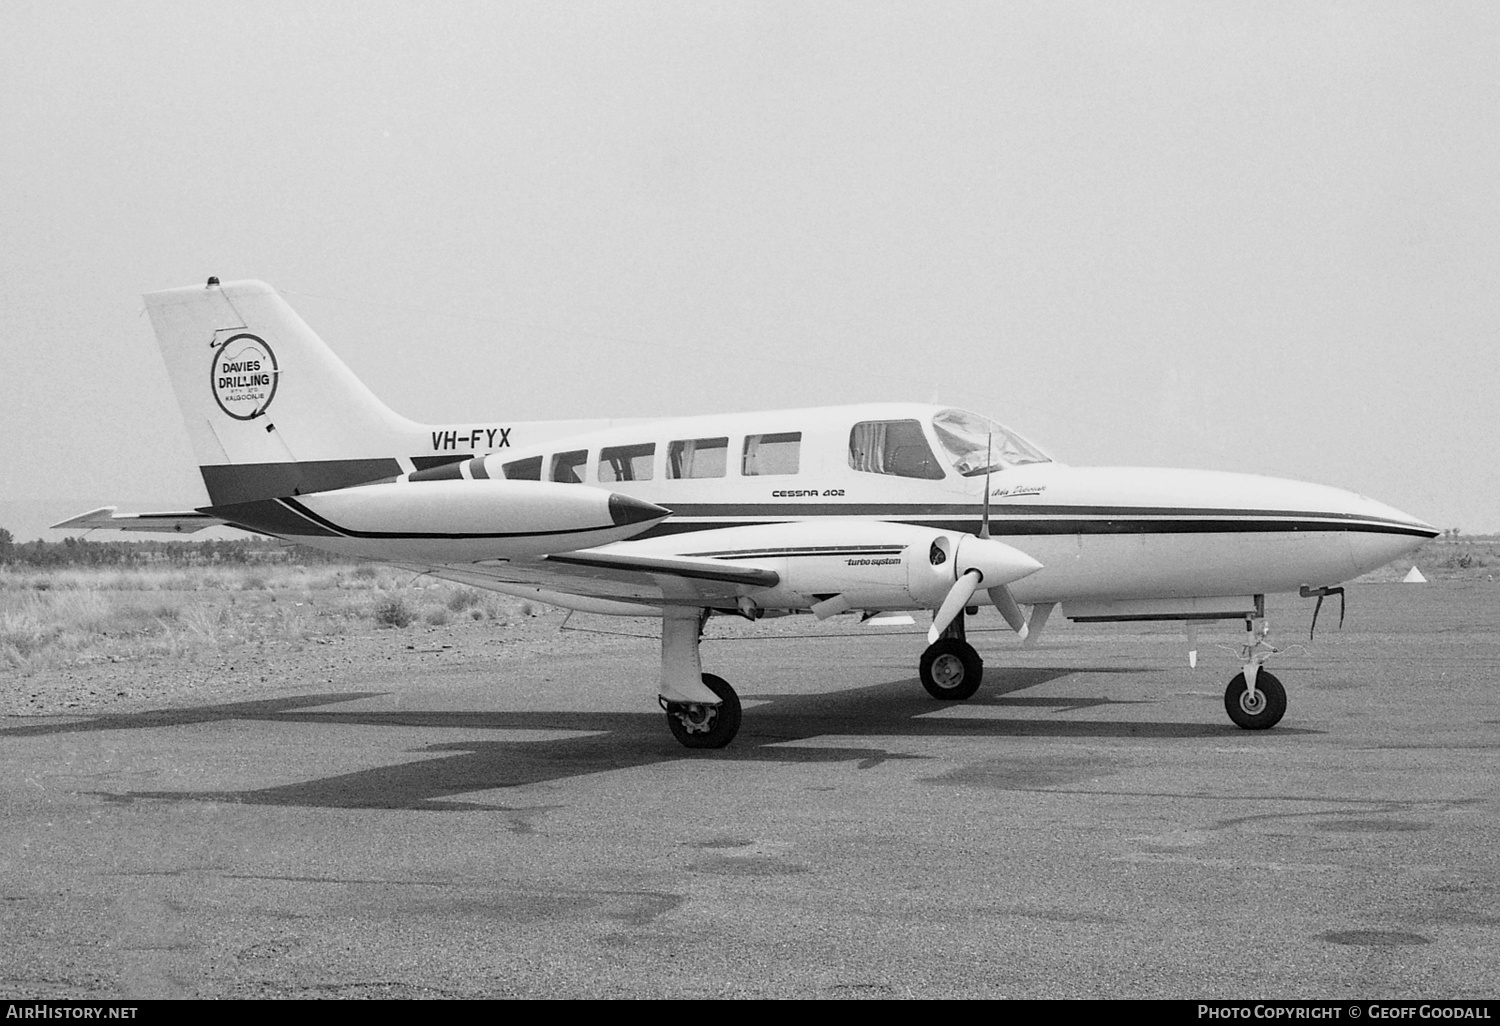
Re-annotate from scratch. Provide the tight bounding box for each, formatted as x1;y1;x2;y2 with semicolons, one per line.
931;408;1051;475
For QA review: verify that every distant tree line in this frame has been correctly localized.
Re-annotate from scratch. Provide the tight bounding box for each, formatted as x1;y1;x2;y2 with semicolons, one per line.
0;527;352;568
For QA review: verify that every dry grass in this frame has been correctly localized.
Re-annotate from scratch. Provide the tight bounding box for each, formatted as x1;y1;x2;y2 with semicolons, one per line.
0;563;522;672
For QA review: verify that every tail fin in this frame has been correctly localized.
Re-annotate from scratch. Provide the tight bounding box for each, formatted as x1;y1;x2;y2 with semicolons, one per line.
146;279;426;506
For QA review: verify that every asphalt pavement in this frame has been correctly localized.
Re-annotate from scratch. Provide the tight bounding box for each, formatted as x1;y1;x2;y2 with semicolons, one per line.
2;582;1497;999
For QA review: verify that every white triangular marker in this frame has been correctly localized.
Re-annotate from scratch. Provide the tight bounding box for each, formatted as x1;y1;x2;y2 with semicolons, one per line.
1403;566;1427;583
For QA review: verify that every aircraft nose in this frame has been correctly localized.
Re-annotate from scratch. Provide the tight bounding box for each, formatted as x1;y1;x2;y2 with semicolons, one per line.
608;493;673;527
1342;496;1438;574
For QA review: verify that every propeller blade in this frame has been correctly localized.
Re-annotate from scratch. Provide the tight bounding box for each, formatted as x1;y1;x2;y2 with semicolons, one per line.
927;569;984;644
988;583;1028;636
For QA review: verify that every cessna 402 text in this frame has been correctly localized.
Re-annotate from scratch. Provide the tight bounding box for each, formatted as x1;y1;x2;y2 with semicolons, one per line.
57;279;1439;749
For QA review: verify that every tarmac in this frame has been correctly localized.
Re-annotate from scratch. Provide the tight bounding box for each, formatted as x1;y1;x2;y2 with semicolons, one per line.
1;582;1497;999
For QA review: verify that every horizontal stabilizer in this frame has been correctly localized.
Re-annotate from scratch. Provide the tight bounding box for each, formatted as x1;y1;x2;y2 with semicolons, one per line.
52;506;226;534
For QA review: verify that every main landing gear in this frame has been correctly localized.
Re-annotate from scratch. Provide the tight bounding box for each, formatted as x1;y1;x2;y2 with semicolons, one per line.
658;609;741;749
919;614;983;701
1223;612;1286;730
663;673;742;749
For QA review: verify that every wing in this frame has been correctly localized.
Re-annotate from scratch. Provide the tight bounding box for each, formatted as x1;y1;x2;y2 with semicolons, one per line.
396;545;781;611
51;506;227;534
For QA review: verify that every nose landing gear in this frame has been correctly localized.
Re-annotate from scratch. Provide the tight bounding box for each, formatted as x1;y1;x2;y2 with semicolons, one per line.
1225;668;1286;729
1224;609;1286;729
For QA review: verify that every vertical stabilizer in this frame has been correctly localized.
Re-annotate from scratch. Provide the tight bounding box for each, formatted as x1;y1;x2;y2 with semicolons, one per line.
145;279;425;505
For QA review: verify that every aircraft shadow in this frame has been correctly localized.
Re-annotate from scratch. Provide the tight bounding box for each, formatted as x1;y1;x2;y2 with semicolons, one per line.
6;667;1314;811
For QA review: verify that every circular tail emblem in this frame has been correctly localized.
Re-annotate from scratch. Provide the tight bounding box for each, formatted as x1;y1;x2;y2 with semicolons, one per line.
211;333;279;420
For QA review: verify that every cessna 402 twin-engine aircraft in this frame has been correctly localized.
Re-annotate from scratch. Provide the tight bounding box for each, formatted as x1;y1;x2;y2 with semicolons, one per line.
57;278;1439;749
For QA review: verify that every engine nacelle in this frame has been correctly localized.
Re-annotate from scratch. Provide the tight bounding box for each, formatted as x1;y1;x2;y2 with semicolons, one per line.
659;521;1042;614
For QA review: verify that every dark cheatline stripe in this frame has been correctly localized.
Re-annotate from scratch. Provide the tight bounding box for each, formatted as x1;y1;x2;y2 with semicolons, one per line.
657;502;1435;536
684;545;907;559
635;515;1436;541
468;458;491;480
200;458;403;506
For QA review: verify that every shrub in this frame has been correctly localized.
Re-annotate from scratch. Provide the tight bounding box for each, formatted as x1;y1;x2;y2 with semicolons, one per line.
373;597;413;628
445;589;481;612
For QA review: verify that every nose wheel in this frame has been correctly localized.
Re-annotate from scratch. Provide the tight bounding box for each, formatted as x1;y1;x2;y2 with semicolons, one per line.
1224;670;1286;729
1223;610;1286;729
919;638;984;700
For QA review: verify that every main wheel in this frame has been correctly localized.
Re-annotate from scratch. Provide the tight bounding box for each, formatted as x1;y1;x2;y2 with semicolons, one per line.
919;639;983;700
666;673;742;749
1224;670;1286;730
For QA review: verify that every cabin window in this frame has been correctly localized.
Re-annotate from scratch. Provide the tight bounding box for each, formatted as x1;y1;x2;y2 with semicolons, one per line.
599;442;655;482
501;455;542;481
848;420;944;479
550;449;588;484
667;437;728;479
742;432;801;476
931;408;1051;474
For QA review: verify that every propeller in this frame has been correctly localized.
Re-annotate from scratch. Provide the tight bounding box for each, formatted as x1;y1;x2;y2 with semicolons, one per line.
926;535;1043;643
927;435;1042;644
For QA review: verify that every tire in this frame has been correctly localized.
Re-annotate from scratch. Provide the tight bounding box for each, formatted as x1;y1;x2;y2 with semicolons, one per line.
666;673;742;749
1224;670;1286;730
919;639;983;700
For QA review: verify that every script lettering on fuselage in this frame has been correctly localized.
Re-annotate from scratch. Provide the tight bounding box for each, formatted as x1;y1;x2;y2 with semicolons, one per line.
431;427;512;451
990;484;1046;497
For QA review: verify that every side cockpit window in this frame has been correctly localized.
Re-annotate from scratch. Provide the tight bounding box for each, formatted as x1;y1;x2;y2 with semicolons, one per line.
742;432;801;476
848;420;944;479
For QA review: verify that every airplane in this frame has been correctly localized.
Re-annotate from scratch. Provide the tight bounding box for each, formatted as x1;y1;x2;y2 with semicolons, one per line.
56;277;1439;749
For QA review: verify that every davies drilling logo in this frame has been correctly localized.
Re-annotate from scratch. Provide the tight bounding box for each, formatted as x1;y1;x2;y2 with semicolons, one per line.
211;333;279;420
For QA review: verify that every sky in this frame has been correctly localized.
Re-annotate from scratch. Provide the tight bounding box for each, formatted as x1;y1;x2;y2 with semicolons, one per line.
2;1;1496;540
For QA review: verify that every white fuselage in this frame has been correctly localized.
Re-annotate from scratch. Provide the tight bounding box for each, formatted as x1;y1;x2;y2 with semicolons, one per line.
402;401;1433;609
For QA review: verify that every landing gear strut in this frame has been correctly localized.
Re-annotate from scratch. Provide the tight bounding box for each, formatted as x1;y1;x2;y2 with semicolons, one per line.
658;609;741;749
919;614;983;700
1223;604;1286;730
